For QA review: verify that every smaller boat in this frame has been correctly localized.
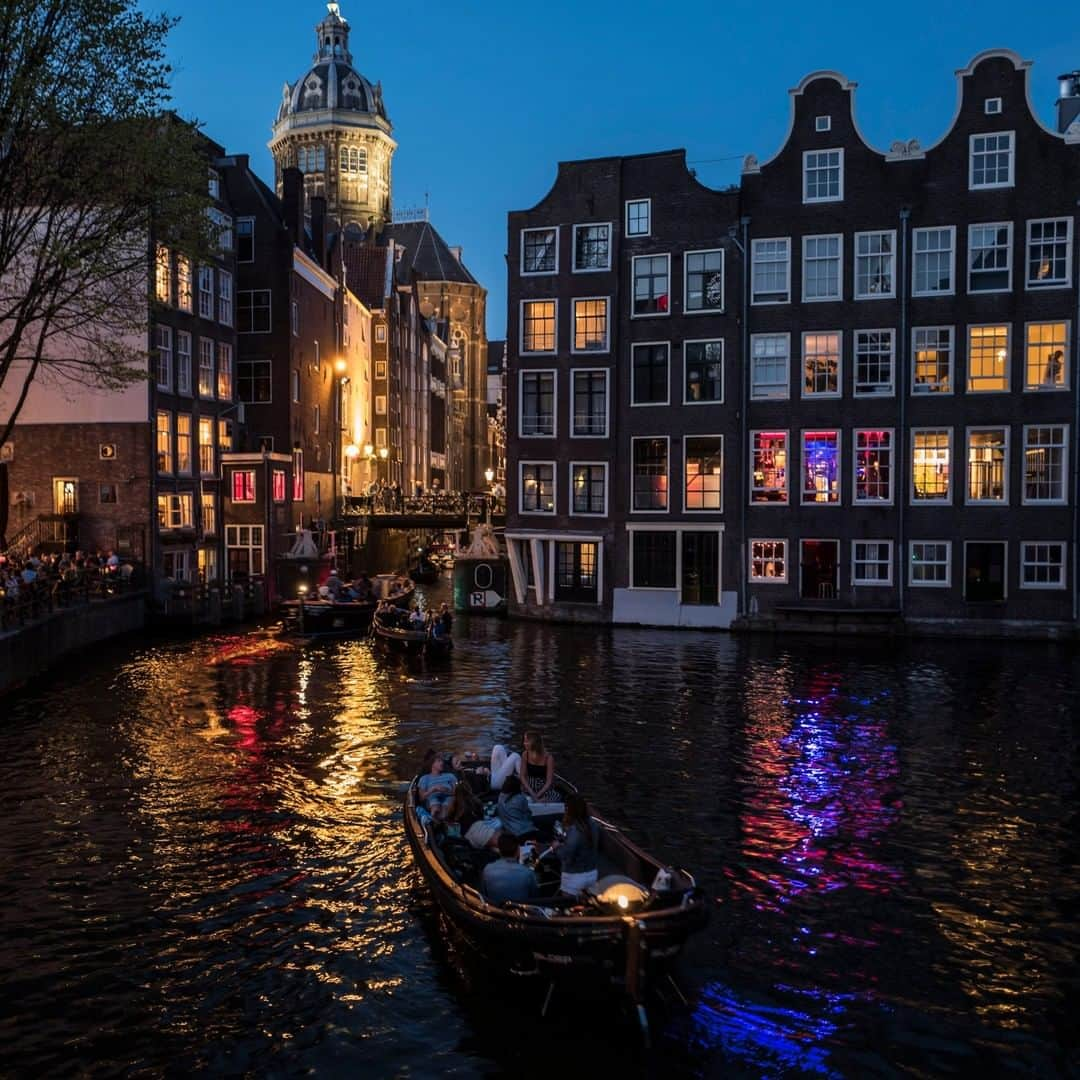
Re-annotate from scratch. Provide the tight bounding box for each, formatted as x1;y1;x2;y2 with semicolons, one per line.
371;605;453;657
409;549;442;584
282;575;414;636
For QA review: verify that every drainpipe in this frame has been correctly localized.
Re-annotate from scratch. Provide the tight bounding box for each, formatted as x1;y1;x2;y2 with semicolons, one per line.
1073;201;1080;625
738;216;751;619
898;207;910;619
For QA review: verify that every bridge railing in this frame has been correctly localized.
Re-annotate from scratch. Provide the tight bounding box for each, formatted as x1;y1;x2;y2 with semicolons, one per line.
341;493;506;519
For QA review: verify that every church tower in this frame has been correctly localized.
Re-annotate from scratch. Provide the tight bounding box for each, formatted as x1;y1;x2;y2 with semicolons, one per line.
269;2;396;232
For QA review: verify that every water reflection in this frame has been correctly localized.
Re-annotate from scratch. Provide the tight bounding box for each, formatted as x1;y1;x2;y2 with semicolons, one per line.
0;611;1077;1076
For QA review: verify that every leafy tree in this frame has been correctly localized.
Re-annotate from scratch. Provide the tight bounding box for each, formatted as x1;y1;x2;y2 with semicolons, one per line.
0;0;211;449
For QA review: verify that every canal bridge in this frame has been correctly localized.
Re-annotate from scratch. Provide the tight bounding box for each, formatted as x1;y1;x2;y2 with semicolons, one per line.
338;492;506;532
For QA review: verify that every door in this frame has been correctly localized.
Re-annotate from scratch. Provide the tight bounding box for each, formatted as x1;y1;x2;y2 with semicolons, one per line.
681;531;720;605
800;540;839;600
553;542;598;603
965;542;1006;602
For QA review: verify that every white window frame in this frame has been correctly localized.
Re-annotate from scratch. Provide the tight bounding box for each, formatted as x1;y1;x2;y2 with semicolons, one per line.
571;296;610;354
1025;218;1073;291
1020;541;1067;590
910;428;953;506
751;237;791;305
853;329;895;397
625;198;651;237
518;369;557;439
375;394;387;415
911;326;954;395
625;523;723;595
519;460;556;515
749;539;789;583
852;428;895;505
630;435;670;514
801;234;843;302
197;266;214;319
568;461;608;517
176;331;192;396
802;148;844;203
570;367;609;438
683;434;724;514
800;429;842;506
967;222;1013;293
965;425;1010;505
236;216;255;263
851;540;894;587
683;339;725;405
912;226;957;297
571;222;612;273
1024;320;1071;392
520;226;559;276
631;253;671;319
909;541;952;588
853;230;897;300
1021;424;1069;505
750;333;790;400
155;325;173;391
749;430;789;506
683;248;725;313
815;115;831;132
801;331;842;399
631;341;670;407
519;299;557;355
969;131;1015;190
984;97;1002;115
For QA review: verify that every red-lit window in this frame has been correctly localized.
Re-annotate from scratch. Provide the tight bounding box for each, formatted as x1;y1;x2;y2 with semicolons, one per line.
292;450;304;501
272;469;286;503
232;469;256;502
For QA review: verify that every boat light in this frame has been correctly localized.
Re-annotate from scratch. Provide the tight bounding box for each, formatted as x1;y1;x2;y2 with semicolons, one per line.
593;878;650;911
298;584;309;595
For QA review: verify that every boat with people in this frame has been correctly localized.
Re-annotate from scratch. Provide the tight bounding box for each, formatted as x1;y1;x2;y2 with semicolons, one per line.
371;602;453;656
403;762;708;1036
281;573;414;636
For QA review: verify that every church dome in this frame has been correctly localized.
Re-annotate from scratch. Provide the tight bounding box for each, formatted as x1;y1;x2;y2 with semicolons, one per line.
275;3;389;125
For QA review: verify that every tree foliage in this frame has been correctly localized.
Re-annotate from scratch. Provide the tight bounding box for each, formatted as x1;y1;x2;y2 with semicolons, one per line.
0;0;212;446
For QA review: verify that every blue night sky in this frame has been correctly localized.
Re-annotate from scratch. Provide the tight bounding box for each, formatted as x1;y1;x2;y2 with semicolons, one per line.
161;0;1078;338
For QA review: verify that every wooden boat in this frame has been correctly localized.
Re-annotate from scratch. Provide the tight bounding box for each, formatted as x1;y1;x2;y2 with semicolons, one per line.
409;557;441;585
371;605;453;656
281;576;414;636
403;775;708;1032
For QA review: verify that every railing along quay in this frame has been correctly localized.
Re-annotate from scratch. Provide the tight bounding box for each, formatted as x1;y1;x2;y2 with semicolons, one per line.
0;570;142;634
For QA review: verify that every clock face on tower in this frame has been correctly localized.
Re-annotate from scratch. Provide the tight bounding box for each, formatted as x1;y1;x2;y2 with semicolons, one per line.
705;271;724;307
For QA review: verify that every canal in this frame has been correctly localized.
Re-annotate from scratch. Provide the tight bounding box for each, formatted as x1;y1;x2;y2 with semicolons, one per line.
1;587;1078;1077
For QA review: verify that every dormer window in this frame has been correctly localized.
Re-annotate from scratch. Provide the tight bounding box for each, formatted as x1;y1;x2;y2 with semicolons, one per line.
815;115;831;132
303;77;323;108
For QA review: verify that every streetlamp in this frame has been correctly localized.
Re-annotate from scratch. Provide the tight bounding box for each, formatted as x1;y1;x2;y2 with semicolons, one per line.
378;446;389;484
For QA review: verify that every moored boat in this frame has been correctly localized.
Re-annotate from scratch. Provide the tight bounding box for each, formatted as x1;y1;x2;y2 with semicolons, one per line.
403;774;708;1030
282;575;414;636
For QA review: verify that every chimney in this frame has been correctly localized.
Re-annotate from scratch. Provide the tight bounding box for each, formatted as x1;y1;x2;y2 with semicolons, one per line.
282;167;305;248
1057;71;1080;133
310;195;327;267
449;245;463;264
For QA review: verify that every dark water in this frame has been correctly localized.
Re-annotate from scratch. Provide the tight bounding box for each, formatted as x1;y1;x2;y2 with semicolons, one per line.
2;587;1078;1078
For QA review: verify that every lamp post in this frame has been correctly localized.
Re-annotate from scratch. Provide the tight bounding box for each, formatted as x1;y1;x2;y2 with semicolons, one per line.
378;446;389;485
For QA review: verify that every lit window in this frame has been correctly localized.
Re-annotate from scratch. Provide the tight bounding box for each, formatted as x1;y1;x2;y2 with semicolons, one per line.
685;436;723;511
802;235;842;301
966;427;1008;503
632;343;669;405
1023;425;1068;504
632;255;669;315
156;411;172;473
625;199;650;237
520;462;555;513
802;331;841;396
216;343;233;400
573;224;610;272
556;542;599;601
293;450;304;501
521;300;556;353
854;429;893;503
375;394;386;415
751;238;790;304
854;231;895;298
572;369;607;437
854;330;894;396
520;371;555;436
750;334;789;399
155;246;171;304
803;149;843;202
684;250;724;312
911;429;951;503
231;470;256;502
684;340;723;403
1024;322;1069;390
573;298;609;352
912;327;952;394
155;325;173;390
912;227;955;295
967;325;1010;392
802;430;840;504
750;431;788;504
272;470;286;503
176;414;192;474
198;339;214;398
968;223;1012;292
1026;219;1072;289
522;228;557;274
199;417;214;475
1021;542;1066;589
177;256;192;312
910;541;951;586
750;540;787;582
852;541;893;586
969;131;1014;189
570;463;606;515
201;492;217;537
157;493;193;530
632;437;668;511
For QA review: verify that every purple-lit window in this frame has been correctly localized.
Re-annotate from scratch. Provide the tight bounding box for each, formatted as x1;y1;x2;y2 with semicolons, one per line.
802;431;840;504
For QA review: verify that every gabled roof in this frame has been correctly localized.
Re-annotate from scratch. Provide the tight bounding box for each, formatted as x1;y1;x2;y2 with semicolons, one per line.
343;243;389;309
381;220;477;285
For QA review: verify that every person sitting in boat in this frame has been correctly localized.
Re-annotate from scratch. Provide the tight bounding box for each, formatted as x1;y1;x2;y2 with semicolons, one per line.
496;775;538;840
552;793;601;897
325;569;345;601
352;574;373;601
417;755;456;821
520;731;558;802
408;604;426;629
481;832;539;905
488;742;522;793
444;781;483;838
437;603;453;633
